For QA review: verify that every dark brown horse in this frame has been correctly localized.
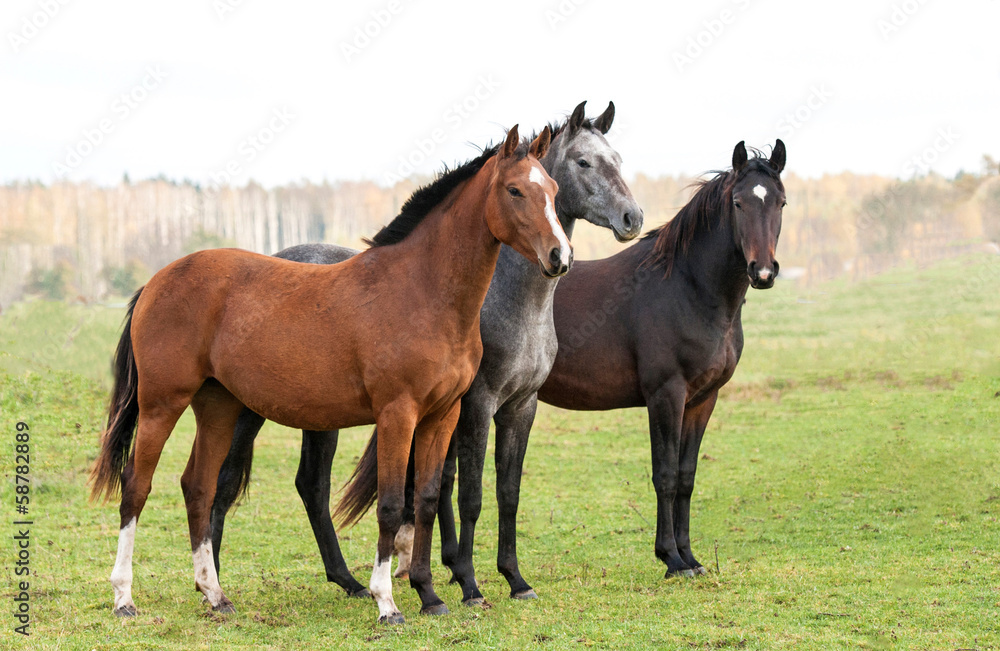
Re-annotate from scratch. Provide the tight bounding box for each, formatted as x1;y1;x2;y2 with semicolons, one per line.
89;125;570;624
535;140;786;577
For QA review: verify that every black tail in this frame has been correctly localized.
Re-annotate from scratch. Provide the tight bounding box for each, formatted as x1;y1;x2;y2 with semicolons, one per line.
222;409;266;509
333;427;379;527
89;288;143;502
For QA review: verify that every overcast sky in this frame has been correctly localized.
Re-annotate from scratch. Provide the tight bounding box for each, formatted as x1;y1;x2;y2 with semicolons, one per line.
2;0;997;187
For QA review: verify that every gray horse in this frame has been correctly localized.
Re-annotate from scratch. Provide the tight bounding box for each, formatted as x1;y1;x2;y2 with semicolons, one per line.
209;101;642;603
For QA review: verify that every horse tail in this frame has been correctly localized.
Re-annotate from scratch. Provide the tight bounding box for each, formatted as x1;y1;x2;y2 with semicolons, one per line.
234;441;255;506
89;287;143;503
334;427;379;527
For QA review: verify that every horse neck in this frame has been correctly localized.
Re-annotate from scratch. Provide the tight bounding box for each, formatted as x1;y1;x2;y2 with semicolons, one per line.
401;166;501;333
674;208;749;319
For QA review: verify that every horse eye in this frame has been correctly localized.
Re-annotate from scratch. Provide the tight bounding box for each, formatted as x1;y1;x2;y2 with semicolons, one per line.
577;159;591;168
734;200;743;210
508;187;523;198
781;200;788;208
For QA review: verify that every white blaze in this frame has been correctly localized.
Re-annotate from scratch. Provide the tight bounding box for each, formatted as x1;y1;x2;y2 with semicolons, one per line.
753;184;768;203
192;539;227;608
545;195;571;267
110;517;137;612
370;553;400;621
528;165;545;186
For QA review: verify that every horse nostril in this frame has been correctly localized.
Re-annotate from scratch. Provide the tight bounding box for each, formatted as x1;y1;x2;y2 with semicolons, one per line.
747;261;758;279
549;247;563;268
622;212;633;231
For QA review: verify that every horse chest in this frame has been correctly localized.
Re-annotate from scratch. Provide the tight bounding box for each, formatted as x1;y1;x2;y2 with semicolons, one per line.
685;320;742;404
478;315;557;401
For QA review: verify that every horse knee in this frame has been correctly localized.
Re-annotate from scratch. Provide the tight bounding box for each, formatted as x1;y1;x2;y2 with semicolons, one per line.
407;564;433;589
415;490;441;525
376;495;405;532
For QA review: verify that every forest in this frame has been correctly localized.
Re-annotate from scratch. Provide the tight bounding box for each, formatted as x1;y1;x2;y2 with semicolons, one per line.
2;157;999;309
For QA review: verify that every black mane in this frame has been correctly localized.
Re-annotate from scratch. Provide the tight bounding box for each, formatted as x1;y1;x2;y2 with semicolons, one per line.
365;140;528;248
642;152;781;275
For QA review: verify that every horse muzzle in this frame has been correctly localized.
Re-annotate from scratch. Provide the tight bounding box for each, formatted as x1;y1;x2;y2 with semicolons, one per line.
747;260;778;289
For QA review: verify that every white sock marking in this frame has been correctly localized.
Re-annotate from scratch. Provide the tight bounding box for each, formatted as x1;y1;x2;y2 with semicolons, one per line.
110;517;137;612
528;165;545;186
545;195;571;267
370;552;400;621
753;184;768;203
393;523;414;578
192;539;227;608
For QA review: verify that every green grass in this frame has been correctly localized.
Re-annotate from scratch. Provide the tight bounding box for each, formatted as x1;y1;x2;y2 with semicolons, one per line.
1;255;999;649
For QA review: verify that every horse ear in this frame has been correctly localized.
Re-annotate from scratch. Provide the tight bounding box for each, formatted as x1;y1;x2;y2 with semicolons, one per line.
594;101;615;134
500;124;520;160
770;139;786;173
530;125;551;160
569;101;587;132
732;141;748;173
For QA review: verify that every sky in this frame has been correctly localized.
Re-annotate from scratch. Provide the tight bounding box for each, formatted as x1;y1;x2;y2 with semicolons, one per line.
2;0;998;187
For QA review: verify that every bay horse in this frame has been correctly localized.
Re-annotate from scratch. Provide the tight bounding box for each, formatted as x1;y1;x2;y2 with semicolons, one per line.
89;125;570;624
208;102;642;604
536;140;786;577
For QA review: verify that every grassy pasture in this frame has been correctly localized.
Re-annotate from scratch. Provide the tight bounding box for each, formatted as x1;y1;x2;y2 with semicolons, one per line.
1;254;998;649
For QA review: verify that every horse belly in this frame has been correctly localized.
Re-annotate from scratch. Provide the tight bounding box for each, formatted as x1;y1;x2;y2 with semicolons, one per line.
221;366;373;431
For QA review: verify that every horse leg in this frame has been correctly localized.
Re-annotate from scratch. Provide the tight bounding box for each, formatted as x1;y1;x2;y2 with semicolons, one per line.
369;406;418;624
494;394;540;600
436;435;459;570
646;381;693;577
675;392;717;575
450;389;497;605
210;408;265;576
296;429;369;596
111;399;189;617
409;402;462;615
182;383;243;613
393;443;415;579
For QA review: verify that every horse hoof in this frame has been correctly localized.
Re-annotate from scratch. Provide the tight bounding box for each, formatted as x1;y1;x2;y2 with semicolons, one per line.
463;597;485;607
394;571;409;581
114;605;137;618
692;565;708;576
420;602;450;616
512;589;538;600
348;588;371;599
212;601;236;615
665;568;696;579
379;612;406;625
